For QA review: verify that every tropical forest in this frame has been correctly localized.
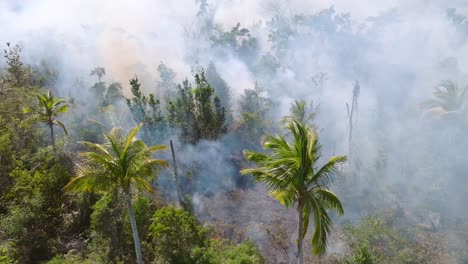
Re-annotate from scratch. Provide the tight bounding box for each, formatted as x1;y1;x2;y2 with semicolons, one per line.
0;1;467;263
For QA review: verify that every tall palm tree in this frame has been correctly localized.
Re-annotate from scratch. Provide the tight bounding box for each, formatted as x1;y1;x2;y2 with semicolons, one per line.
64;123;168;264
90;67;106;82
241;121;346;264
24;90;69;149
421;80;467;117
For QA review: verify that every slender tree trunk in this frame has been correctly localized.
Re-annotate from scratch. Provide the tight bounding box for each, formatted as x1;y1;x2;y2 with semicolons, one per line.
49;124;55;150
297;201;304;264
170;140;186;209
125;192;143;264
348;110;352;156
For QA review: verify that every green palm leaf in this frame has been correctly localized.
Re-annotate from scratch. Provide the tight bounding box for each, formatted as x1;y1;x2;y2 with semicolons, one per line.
64;124;168;264
23;90;69;148
242;120;346;260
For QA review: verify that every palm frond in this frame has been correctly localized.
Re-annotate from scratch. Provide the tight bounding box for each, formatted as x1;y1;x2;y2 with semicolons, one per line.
145;145;168;152
310;156;347;188
53;119;68;135
122;123;143;157
312;207;332;255
69;124;168;196
64;165;113;193
281;100;317;125
271;189;296;207
309;194;332;256
243;150;270;163
422;80;467;113
133;177;153;193
302;201;311;239
316;189;344;215
145;159;169;168
55;104;69;114
80;141;111;156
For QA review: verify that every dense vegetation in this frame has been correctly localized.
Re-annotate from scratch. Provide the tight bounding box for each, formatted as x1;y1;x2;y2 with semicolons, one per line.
1;2;468;264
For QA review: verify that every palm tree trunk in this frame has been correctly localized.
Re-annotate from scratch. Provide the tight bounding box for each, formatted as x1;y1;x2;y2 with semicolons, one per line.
125;192;143;264
297;202;304;264
49;124;55;150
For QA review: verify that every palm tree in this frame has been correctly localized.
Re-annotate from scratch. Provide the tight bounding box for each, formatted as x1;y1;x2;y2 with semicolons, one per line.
421;80;467;117
241;121;346;264
281;100;318;126
64;123;168;264
90;67;106;82
24;90;69;149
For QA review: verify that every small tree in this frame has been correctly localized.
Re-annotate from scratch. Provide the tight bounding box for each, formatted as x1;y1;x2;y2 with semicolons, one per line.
105;82;124;105
421;80;467;117
90;67;106;83
3;43;27;88
238;82;271;143
24;90;69;149
64;124;168;264
148;206;208;263
167;70;226;143
242;121;346;263
205;62;233;123
126;76;166;144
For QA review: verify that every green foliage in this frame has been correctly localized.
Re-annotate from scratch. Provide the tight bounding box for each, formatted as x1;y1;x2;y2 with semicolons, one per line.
281;100;318;127
421;80;467;116
47;254;93;264
167;70;226;143
217;240;265;264
0;150;73;263
86;194;158;263
104;82;124;106
23;90;69;147
126;76;166;144
205;62;233;123
242;120;347;256
87;193;127;262
0;242;18;264
157;62;178;101
64;124;168;264
211;23;259;63
0;47;75;263
64;123;168;194
3;43;27;88
46;250;120;264
148;206;208;263
239;82;270;115
237;83;271;143
345;243;377;264
0;117;16;214
124;196;153;245
344;216;433;264
148;206;265;264
193;239;265;264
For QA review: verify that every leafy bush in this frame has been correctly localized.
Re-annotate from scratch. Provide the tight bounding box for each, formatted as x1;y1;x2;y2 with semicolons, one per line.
344;216;433;264
148;206;265;264
148;206;208;263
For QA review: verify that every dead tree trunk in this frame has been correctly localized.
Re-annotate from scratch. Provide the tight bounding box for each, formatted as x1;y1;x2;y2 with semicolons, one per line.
346;80;360;156
170;140;186;209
